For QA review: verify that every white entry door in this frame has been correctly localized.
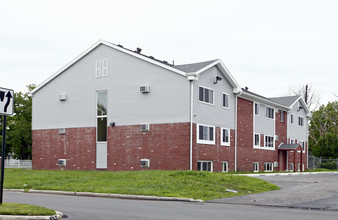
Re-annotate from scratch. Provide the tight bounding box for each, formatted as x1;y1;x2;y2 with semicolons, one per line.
96;142;107;169
96;90;108;169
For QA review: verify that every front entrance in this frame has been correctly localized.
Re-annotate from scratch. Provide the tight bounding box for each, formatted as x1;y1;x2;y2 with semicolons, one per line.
278;151;287;171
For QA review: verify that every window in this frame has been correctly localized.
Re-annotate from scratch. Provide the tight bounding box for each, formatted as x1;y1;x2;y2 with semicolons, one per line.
290;163;294;171
222;93;229;108
290;138;295;144
97;90;107;142
266;107;274;119
140;159;150;168
254;134;260;146
197;124;215;144
299;140;305;152
298;116;304;126
280;110;285;122
221;128;230;146
222;161;228;172
253;162;259;172
255;103;259;115
198;86;214;104
265;135;274;147
95;59;109;78
264;162;273;172
290;114;294;124
198;161;213;172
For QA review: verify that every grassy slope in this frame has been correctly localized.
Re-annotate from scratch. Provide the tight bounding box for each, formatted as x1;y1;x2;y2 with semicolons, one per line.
0;203;55;216
5;169;278;201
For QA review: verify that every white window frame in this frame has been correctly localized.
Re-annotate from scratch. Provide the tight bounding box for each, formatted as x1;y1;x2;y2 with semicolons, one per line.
298;116;304;126
221;128;230;146
222;161;229;172
222;93;229;109
198;86;214;105
254;103;259;116
264;135;274;148
198;161;213;172
140;159;150;168
253;162;259;172
197;124;215;145
265;106;275;119
299;140;306;153
254;133;260;147
289;138;295;144
264;162;273;172
290;113;294;124
280;110;285;122
290;163;294;171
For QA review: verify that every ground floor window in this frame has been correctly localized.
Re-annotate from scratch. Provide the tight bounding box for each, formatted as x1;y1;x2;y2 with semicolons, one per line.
198;161;213;172
253;162;259;172
264;162;273;172
222;161;228;172
290;163;294;171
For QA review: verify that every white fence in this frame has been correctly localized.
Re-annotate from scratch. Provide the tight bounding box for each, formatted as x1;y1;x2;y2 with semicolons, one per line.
4;159;32;168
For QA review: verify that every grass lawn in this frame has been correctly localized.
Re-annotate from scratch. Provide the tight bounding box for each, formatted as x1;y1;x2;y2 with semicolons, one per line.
4;169;278;201
0;203;55;216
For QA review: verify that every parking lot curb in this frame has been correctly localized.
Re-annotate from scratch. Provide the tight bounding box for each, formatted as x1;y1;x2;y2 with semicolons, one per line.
237;171;338;177
0;211;63;220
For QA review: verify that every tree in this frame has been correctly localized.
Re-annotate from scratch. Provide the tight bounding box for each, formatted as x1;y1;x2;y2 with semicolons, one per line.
1;84;35;159
309;101;338;158
289;84;321;111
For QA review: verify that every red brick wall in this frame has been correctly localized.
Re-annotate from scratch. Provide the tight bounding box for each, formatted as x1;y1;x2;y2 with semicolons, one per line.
192;125;236;172
275;110;287;171
236;97;278;172
107;123;190;171
32;127;96;170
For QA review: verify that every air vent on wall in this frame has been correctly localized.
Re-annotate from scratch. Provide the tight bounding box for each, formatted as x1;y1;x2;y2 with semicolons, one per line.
58;159;66;167
140;86;150;93
58;94;67;101
140;124;150;132
59;128;66;134
140;159;150;168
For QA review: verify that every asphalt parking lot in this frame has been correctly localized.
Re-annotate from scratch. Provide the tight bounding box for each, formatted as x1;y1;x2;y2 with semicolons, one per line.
208;172;338;211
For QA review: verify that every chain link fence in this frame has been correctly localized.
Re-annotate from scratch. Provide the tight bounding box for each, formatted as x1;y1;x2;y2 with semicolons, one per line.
308;156;338;170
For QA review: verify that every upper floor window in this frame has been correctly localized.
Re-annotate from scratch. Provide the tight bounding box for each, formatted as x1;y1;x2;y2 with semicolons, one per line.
265;135;274;147
290;138;295;144
221;128;230;146
298;116;304;126
280;110;285;122
290;114;294;124
95;59;109;78
222;93;229;108
255;103;259;115
197;124;215;145
198;86;214;105
254;133;260;146
266;107;274;119
299;140;305;151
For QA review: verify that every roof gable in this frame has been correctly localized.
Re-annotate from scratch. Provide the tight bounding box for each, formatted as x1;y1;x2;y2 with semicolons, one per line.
31;40;187;94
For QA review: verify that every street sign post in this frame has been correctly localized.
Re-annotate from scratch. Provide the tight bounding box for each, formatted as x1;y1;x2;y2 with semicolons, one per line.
0;87;14;204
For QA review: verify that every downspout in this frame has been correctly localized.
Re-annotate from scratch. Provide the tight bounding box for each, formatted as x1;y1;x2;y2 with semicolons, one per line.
186;73;198;171
234;90;242;172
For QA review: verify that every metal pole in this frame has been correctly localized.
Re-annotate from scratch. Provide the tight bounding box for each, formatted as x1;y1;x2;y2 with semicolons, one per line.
0;115;6;204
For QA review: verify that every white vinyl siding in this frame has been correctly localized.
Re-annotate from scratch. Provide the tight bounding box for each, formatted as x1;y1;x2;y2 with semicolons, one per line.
95;59;109;78
198;86;214;105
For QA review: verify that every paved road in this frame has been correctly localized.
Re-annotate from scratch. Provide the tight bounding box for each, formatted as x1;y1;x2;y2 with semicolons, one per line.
4;191;338;220
208;172;338;210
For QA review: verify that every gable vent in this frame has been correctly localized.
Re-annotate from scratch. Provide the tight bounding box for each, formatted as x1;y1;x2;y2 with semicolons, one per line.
140;86;150;93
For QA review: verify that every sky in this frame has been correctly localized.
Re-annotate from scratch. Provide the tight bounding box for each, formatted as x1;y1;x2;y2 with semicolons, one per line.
1;0;337;107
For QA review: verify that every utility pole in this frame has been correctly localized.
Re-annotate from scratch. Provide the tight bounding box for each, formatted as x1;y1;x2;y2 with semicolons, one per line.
305;84;308;104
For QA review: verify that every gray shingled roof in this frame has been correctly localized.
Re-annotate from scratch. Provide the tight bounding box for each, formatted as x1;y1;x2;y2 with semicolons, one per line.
173;59;218;73
269;96;300;107
278;143;301;150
